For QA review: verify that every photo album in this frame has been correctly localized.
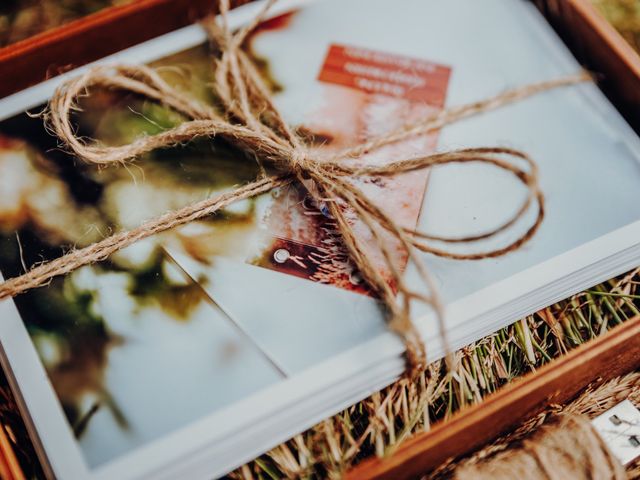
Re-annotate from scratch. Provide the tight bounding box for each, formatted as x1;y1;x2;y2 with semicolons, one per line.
0;0;639;478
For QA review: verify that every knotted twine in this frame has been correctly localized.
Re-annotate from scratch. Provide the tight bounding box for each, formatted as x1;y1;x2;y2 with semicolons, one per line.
0;0;591;372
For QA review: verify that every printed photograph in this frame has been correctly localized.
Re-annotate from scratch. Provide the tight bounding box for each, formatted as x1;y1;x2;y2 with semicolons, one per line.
0;15;447;465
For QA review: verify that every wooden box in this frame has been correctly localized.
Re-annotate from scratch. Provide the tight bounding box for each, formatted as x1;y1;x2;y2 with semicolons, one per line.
535;0;640;131
0;0;639;478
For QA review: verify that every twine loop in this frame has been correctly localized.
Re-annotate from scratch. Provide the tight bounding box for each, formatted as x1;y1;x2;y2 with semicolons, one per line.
0;0;592;372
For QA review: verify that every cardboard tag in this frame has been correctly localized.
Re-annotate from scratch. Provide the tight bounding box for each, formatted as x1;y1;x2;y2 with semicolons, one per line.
592;400;640;465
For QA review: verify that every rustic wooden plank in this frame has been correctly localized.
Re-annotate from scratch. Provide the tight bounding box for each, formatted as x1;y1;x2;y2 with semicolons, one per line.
542;0;640;131
0;0;251;98
347;314;640;480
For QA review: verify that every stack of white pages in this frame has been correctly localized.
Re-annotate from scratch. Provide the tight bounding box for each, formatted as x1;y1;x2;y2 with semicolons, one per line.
0;0;639;478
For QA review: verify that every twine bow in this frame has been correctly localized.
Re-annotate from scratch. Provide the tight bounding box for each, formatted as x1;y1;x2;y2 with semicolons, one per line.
0;0;590;371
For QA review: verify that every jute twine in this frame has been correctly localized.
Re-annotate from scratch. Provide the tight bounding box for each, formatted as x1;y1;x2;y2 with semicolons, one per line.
455;415;627;480
0;0;591;372
439;372;640;480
